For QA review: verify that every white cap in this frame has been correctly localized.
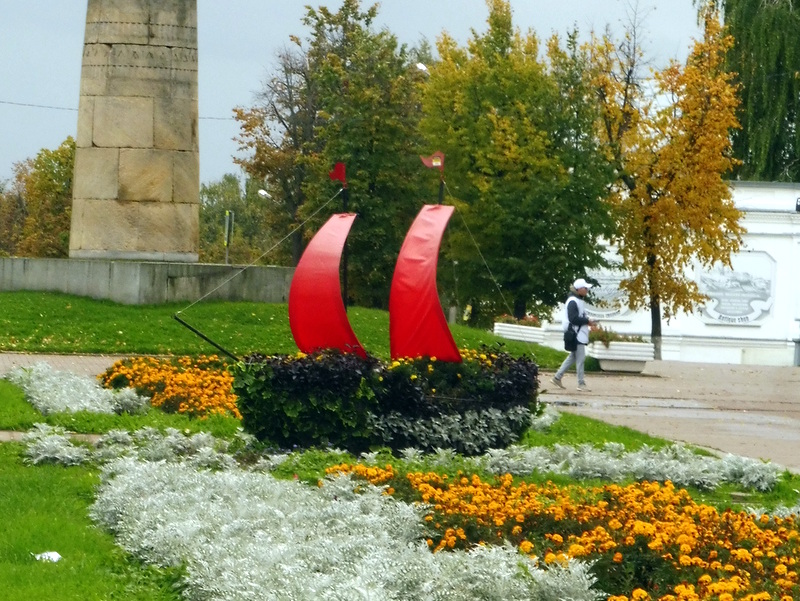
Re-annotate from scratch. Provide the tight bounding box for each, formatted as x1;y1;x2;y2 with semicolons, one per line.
573;278;592;290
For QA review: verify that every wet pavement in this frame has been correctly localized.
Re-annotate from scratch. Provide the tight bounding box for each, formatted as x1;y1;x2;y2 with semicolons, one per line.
541;361;800;472
1;352;799;471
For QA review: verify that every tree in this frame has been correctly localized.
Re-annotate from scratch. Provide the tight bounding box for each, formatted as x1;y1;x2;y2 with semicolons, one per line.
236;1;428;308
718;0;800;181
8;137;75;258
0;179;27;257
419;0;616;321
199;174;279;265
590;3;744;358
234;41;317;266
295;0;429;308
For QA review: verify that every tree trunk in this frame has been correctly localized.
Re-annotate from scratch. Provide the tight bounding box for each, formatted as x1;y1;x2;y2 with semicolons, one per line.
650;294;662;360
513;299;526;319
290;228;303;267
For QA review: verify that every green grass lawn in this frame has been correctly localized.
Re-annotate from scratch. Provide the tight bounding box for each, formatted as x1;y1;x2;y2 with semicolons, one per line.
0;290;582;370
0;442;183;601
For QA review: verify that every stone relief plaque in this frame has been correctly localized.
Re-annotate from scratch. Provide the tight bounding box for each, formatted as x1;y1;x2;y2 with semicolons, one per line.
697;252;775;324
585;265;632;319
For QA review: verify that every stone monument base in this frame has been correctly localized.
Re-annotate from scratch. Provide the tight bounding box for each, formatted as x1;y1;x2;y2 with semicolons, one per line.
0;258;292;306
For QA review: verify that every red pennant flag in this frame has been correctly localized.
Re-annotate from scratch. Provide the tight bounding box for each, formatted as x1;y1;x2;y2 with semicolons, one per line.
420;151;445;172
328;162;347;187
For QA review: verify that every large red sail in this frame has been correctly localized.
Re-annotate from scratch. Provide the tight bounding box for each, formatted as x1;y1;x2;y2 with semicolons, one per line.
389;204;461;362
288;213;366;358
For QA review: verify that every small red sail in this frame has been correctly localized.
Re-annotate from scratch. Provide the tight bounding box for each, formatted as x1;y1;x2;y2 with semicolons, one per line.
389;204;461;362
288;213;366;358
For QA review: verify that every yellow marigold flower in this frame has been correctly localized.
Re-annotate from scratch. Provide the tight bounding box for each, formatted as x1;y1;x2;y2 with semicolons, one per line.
518;540;533;554
567;543;587;557
775;563;788;576
613;552;623;563
631;589;650;600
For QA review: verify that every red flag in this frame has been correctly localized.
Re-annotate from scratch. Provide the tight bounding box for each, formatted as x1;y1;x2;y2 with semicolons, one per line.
420;151;444;172
328;162;347;187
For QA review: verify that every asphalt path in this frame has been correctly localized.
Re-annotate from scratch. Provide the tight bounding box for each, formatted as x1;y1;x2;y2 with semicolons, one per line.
541;361;800;472
1;353;798;471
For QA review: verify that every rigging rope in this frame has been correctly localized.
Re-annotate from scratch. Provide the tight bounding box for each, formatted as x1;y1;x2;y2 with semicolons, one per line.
176;187;343;316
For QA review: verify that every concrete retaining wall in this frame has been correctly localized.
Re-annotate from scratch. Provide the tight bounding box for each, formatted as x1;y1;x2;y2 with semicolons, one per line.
0;258;293;305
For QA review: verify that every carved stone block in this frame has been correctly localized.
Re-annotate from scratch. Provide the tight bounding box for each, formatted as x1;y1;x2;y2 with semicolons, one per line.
92;96;154;149
72;148;119;200
119;149;173;202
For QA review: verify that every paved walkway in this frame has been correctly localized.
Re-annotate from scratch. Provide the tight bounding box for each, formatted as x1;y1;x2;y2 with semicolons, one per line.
541;361;800;472
1;352;799;471
0;352;127;378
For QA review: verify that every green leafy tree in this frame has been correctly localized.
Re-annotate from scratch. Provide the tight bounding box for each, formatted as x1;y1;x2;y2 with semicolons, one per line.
234;42;318;266
299;0;429;308
717;0;800;181
10;137;75;257
236;1;428;308
590;3;744;358
419;0;616;321
0;179;26;256
199;174;278;265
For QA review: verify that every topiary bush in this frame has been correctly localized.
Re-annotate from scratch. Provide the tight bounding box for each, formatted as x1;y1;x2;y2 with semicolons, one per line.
232;346;539;456
233;350;382;453
371;348;538;455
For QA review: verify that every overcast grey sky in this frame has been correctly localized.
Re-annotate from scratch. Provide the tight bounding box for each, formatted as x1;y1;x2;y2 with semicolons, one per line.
0;1;701;186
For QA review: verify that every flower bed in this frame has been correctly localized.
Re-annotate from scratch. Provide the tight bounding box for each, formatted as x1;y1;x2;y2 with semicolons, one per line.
233;347;539;455
588;326;653;372
100;355;240;419
11;365;798;601
333;463;800;600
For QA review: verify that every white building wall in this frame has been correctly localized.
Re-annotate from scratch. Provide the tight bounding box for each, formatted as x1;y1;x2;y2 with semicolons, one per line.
575;182;800;366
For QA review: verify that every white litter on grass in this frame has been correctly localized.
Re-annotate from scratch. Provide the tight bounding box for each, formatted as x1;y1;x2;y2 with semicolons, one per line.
34;551;61;562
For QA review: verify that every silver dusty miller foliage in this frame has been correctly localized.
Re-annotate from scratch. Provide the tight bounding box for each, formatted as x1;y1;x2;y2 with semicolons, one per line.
5;362;149;415
91;457;603;601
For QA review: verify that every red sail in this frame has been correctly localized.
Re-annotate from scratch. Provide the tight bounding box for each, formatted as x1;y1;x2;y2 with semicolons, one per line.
389;204;461;362
288;213;366;358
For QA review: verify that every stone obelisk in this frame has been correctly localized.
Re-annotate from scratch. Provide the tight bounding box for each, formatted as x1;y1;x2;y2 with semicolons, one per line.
69;0;199;262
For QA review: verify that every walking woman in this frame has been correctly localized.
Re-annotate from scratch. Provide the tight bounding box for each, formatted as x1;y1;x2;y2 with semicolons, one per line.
550;278;596;391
